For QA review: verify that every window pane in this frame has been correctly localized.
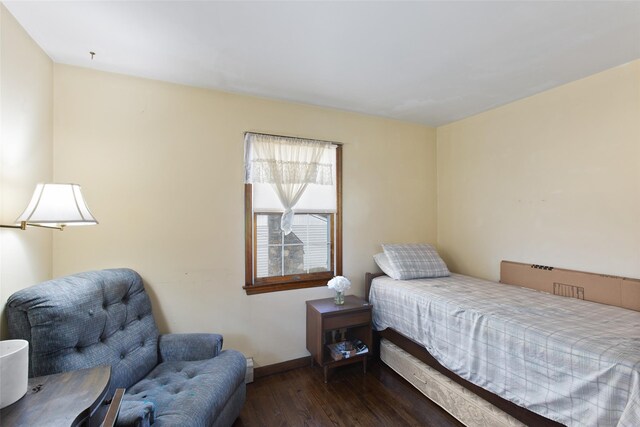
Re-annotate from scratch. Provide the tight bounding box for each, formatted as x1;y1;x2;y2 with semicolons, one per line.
255;215;269;277
267;214;282;244
267;246;282;276
255;213;331;279
284;244;305;275
284;214;306;244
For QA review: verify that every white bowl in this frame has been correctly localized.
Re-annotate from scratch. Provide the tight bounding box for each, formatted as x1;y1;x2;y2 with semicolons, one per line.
0;339;29;408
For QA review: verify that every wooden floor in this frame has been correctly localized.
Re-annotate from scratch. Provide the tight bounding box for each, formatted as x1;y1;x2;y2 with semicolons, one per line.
233;361;463;427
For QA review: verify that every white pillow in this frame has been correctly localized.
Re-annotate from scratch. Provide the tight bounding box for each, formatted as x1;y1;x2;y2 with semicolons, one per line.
381;243;450;280
373;252;401;279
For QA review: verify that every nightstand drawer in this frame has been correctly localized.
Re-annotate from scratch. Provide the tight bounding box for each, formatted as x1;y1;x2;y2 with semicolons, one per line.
324;310;371;330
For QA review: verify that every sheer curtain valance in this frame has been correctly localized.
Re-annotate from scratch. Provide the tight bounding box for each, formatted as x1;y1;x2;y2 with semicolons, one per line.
244;132;337;234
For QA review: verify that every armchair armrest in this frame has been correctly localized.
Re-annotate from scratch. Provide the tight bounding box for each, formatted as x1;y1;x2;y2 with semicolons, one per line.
158;333;223;362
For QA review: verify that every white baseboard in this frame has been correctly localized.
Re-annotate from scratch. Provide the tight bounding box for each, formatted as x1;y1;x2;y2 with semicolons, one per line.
245;357;254;384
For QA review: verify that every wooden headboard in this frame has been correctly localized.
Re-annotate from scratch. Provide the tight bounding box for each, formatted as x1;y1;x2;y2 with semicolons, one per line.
364;272;384;303
365;263;640;311
500;260;640;312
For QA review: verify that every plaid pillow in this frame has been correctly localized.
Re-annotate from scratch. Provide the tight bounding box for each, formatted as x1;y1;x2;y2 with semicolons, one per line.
381;243;450;279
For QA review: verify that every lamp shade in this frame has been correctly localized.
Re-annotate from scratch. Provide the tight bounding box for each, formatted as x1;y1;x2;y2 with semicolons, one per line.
16;183;98;227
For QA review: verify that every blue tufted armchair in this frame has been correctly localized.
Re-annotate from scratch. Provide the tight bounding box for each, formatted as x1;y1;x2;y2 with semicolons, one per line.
6;268;246;427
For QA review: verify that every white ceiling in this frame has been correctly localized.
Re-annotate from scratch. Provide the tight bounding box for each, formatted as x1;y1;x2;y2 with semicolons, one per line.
5;1;640;126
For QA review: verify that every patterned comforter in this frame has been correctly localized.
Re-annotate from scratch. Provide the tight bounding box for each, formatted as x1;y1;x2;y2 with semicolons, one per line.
370;274;640;426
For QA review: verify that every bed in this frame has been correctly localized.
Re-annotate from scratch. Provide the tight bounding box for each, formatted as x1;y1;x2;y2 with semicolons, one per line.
365;265;640;427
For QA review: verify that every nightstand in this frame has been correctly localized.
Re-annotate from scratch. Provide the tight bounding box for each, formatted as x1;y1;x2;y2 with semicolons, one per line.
306;295;373;382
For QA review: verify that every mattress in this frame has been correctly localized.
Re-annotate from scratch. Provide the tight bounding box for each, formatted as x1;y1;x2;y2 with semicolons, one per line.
369;274;640;427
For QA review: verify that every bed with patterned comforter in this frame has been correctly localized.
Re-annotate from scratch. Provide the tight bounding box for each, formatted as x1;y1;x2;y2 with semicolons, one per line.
369;273;640;427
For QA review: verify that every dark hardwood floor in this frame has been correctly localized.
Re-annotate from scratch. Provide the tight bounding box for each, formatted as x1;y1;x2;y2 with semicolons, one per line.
233;361;463;427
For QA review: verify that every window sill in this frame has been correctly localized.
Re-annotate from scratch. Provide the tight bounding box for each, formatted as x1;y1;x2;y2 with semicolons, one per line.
244;278;330;295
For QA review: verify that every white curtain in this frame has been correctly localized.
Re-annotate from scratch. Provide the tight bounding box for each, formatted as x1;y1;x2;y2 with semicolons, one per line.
244;133;335;234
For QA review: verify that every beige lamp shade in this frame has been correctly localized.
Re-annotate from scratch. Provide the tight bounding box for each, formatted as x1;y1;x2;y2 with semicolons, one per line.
16;183;98;228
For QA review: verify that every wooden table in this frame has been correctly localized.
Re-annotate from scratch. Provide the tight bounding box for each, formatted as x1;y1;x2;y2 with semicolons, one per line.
0;365;111;426
306;295;373;382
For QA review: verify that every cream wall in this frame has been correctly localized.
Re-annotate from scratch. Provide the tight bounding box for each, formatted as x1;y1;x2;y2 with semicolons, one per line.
437;60;640;281
52;64;437;366
9;6;636;365
0;5;53;338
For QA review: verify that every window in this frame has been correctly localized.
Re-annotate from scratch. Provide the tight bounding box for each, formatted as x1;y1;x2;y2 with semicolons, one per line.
255;213;333;278
244;133;342;294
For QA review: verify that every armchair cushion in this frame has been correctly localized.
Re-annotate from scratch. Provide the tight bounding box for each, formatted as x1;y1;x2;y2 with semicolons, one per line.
117;400;156;427
158;333;223;362
124;350;246;426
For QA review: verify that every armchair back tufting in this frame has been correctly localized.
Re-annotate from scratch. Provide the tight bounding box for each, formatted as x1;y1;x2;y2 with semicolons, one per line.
7;268;159;392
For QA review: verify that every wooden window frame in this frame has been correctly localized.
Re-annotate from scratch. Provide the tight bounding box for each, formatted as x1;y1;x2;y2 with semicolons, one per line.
244;145;342;295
